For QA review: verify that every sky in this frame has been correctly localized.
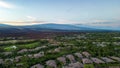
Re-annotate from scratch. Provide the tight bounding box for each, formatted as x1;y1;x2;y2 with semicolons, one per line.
0;0;120;27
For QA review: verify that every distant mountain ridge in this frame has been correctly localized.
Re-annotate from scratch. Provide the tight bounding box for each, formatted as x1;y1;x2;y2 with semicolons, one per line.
23;23;98;30
0;23;119;33
0;24;12;27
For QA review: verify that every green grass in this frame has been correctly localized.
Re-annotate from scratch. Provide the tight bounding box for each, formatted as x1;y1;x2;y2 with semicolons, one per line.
4;42;41;52
84;64;95;68
18;42;41;49
4;46;17;52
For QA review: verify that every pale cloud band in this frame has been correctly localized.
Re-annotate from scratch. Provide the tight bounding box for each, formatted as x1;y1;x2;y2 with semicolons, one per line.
26;16;36;21
0;0;14;9
0;21;46;26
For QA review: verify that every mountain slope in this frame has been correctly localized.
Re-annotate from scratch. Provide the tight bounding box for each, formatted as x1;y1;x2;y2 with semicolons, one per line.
23;23;98;31
0;23;118;33
0;24;11;27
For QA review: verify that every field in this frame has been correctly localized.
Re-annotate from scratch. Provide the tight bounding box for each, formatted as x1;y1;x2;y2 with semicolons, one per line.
0;32;120;68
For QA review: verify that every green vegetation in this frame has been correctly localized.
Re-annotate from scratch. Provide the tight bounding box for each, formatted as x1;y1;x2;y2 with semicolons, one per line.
84;64;94;68
0;32;120;68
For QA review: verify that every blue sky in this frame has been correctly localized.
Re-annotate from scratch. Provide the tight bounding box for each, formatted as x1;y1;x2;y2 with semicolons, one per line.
0;0;120;27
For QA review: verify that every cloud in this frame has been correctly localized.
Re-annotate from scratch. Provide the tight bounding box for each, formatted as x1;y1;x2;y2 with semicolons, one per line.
26;16;46;24
53;19;111;25
92;22;120;27
52;19;81;24
26;16;36;21
86;19;120;27
70;19;120;28
91;20;109;23
0;0;14;9
0;20;46;25
0;18;4;20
